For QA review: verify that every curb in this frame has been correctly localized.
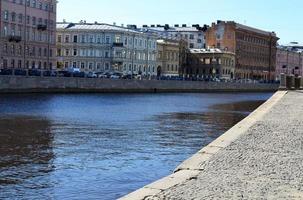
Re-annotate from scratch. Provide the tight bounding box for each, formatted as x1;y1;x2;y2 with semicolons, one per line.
119;91;288;200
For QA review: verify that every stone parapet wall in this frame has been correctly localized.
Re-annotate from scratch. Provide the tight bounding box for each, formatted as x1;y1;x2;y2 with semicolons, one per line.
0;76;279;93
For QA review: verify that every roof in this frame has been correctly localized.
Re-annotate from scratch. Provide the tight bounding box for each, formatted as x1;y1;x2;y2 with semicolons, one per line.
157;39;180;46
189;48;235;55
235;23;276;37
143;26;204;33
57;22;143;34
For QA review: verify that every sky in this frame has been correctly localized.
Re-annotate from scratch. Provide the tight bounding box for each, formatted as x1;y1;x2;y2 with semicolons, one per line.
57;0;303;44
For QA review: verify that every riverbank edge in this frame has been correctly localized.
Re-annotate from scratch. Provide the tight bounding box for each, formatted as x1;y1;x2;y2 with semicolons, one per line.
0;88;278;94
119;90;288;200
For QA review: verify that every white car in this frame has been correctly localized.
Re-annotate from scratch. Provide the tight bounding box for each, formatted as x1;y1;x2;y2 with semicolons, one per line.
110;74;120;79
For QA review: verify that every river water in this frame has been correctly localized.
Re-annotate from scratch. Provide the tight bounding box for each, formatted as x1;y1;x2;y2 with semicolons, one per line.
0;93;273;200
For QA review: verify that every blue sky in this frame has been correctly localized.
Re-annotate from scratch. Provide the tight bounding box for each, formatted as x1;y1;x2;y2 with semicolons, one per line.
57;0;303;44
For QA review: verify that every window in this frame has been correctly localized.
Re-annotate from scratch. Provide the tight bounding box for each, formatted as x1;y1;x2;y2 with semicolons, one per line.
11;12;16;22
189;34;194;40
26;15;30;24
81;62;85;69
18;14;23;23
81;35;85;43
73;49;77;56
57;49;62;56
73;35;78;43
105;51;109;58
105;36;110;44
105;63;110;70
97;63;101;70
57;35;62;43
32;16;36;25
189;43;194;48
89;35;94;43
65;49;69;56
4;11;9;20
65;35;70;43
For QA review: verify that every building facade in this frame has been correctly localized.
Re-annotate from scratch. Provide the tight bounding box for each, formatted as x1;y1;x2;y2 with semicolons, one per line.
183;49;235;80
275;45;303;79
206;21;279;80
0;0;57;70
56;22;158;76
141;24;207;49
156;39;181;77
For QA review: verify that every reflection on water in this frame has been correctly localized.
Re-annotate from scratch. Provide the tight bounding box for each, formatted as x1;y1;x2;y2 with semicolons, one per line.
0;93;272;200
0;117;54;198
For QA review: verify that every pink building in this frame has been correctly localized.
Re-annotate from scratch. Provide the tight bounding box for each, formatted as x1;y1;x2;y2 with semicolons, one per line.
0;0;57;70
276;47;303;79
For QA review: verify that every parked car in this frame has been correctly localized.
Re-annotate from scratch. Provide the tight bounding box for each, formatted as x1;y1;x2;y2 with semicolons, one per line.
73;72;85;78
0;69;13;75
68;67;81;73
28;69;41;76
122;74;133;79
87;72;98;78
98;73;108;78
14;69;27;76
58;70;72;77
43;70;57;77
110;74;120;79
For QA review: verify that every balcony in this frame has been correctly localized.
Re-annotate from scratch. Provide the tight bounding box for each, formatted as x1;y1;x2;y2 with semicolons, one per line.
37;24;47;31
113;42;124;47
8;35;22;43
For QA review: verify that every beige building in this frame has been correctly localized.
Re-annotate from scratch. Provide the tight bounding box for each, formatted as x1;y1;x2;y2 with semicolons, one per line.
0;0;57;70
184;48;235;80
156;39;181;77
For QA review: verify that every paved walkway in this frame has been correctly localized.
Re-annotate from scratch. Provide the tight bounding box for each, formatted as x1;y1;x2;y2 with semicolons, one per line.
122;91;303;200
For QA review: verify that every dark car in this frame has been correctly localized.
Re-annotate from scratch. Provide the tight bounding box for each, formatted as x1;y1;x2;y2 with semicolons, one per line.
0;69;13;75
122;74;133;79
43;70;57;77
14;69;27;76
58;70;72;77
28;69;41;76
73;72;85;78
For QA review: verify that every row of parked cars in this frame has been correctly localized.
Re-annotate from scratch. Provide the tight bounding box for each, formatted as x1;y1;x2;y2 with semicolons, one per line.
0;68;280;84
0;68;127;79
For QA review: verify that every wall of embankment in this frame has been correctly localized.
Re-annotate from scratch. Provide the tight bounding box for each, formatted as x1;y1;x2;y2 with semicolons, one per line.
0;76;279;93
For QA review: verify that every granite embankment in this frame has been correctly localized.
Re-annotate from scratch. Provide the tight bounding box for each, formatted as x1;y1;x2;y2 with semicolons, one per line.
0;76;278;93
121;91;303;199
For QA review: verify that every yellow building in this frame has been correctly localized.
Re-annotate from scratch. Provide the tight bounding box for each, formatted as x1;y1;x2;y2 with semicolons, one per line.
156;39;181;77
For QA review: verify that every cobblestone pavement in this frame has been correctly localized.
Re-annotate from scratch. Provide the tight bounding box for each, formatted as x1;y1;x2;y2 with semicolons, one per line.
147;91;303;200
